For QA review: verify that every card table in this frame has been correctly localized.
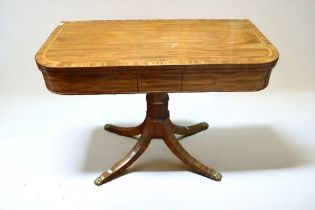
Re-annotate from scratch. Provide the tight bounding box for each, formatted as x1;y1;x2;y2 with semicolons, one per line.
36;19;279;185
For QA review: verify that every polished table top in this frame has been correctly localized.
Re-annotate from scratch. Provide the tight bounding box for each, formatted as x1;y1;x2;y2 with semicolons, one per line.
35;19;279;94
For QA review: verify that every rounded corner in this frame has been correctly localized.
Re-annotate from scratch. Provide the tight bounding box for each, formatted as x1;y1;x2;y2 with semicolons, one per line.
45;86;66;95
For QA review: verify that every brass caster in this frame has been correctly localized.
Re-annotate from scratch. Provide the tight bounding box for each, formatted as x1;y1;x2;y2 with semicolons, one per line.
200;122;209;130
211;171;222;181
104;124;111;131
94;174;106;186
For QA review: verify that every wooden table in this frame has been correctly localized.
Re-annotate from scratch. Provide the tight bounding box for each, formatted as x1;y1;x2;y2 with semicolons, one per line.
36;19;279;186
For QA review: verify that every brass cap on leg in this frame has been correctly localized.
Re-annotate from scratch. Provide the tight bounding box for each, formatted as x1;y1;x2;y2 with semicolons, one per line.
200;122;209;130
94;175;106;186
211;171;222;181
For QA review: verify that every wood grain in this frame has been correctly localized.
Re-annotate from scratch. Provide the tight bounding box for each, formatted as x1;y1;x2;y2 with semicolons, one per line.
36;19;278;68
139;73;182;92
42;71;137;94
35;19;279;94
183;71;269;91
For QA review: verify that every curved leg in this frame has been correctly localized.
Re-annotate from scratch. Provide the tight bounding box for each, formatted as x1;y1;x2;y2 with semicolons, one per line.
104;122;144;138
163;120;222;181
95;123;152;186
172;122;209;140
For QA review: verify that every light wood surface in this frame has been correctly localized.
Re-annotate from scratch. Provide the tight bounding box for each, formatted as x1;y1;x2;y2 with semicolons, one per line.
36;19;278;68
35;19;279;94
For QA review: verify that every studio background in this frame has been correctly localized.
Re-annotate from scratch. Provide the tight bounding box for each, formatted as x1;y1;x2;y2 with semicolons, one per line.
1;0;315;209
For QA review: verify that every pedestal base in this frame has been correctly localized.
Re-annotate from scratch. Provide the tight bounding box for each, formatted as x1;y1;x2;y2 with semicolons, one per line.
94;93;222;186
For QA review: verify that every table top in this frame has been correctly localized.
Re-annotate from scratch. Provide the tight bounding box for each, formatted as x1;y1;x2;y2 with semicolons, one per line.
35;19;279;94
36;19;278;70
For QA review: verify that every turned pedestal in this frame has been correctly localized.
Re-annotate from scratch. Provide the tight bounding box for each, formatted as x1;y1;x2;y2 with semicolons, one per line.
94;93;222;185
